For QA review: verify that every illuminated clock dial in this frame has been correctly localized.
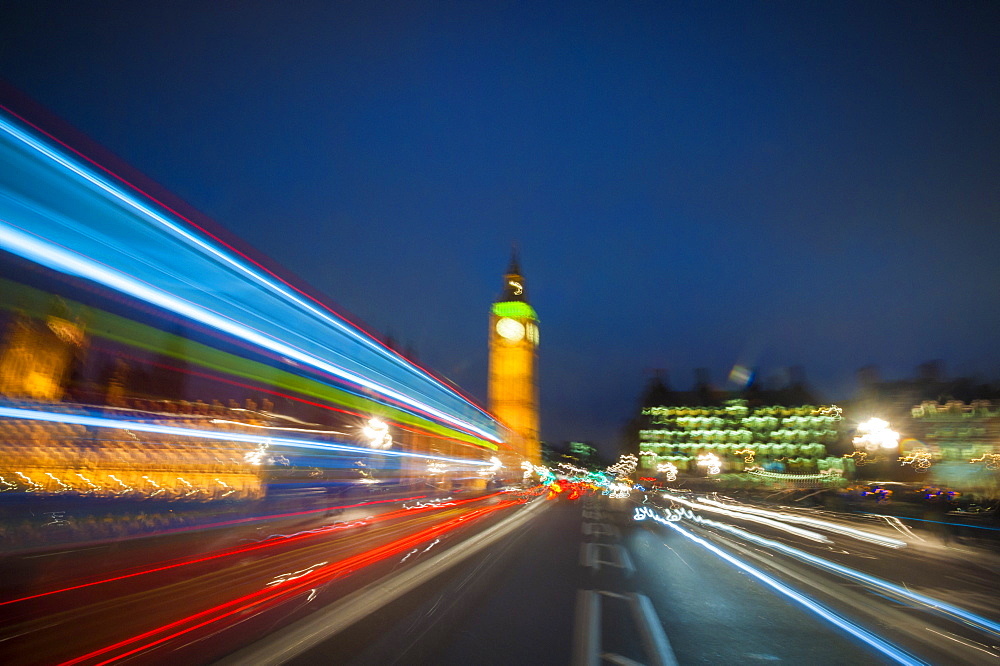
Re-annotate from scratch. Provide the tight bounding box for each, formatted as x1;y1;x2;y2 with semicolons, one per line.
496;317;525;342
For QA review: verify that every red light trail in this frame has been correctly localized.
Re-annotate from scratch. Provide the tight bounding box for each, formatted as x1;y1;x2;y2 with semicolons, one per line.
2;492;506;609
59;499;522;665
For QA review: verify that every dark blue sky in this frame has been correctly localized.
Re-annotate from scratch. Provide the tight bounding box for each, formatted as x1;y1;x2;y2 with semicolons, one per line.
2;2;998;454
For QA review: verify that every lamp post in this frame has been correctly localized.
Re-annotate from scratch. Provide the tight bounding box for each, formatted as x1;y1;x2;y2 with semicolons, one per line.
853;417;900;479
853;418;900;452
361;417;392;483
362;417;392;449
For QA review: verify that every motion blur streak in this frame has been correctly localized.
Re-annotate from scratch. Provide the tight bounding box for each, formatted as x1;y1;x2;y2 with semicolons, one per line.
0;103;489;419
861;512;1000;533
0;275;492;449
666;494;831;543
0;111;502;443
0;104;363;351
0;221;497;442
659;520;926;666
1;493;492;607
695;497;907;548
680;512;1000;639
61;500;522;666
0;100;538;666
0;406;491;466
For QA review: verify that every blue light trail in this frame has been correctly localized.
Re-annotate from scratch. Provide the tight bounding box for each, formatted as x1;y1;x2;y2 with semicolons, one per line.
0;108;503;445
684;511;1000;639
654;518;926;666
0;406;492;467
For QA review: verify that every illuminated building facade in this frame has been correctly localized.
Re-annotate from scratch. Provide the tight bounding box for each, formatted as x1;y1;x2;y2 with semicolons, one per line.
0;308;85;401
907;400;1000;461
638;400;850;481
0;104;508;506
488;252;540;466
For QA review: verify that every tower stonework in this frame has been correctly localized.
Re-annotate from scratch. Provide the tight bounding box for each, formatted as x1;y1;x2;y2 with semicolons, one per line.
488;251;540;466
0;308;86;402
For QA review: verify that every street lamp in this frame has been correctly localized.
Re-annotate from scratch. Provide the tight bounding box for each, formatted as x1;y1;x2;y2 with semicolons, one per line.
362;417;392;449
853;417;899;452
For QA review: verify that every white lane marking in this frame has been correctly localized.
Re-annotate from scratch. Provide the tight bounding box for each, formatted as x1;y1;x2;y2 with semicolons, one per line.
583;543;635;576
572;590;601;666
574;590;678;666
630;592;678;666
601;653;644;666
582;522;620;538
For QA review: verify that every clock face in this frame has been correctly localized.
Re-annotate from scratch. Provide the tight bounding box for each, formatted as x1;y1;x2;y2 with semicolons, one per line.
496;317;525;342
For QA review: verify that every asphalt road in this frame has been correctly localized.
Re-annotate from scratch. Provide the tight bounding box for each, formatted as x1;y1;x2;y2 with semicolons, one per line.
6;487;999;665
0;490;532;664
262;489;1000;665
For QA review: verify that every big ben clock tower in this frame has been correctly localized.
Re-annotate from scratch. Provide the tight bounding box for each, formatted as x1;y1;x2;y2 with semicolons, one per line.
488;250;540;465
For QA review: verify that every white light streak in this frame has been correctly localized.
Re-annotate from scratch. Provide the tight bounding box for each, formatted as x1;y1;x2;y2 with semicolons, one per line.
696;452;721;475
666;495;830;543
0;406;492;467
656;462;678;482
696;498;907;548
0;115;497;428
0;214;499;443
649;505;999;641
658;520;925;665
607;454;638;479
267;562;329;587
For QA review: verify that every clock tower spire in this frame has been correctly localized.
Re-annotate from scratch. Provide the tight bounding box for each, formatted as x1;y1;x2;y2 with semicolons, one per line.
488;249;540;465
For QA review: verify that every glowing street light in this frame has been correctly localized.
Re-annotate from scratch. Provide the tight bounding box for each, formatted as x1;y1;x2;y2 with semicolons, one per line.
607;454;638;480
657;461;678;482
362;417;392;449
853;418;899;452
696;452;721;475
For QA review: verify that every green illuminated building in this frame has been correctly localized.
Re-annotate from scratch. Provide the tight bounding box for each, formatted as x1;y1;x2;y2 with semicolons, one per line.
638;399;852;481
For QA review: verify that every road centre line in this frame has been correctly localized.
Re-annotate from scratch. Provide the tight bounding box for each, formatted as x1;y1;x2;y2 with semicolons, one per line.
583;522;621;538
572;590;678;666
572;590;600;666
581;543;635;576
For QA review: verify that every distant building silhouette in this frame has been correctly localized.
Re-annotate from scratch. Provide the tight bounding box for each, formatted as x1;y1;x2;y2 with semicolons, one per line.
848;360;1000;426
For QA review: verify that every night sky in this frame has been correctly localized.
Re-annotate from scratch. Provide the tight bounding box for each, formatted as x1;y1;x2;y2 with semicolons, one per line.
2;2;998;456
